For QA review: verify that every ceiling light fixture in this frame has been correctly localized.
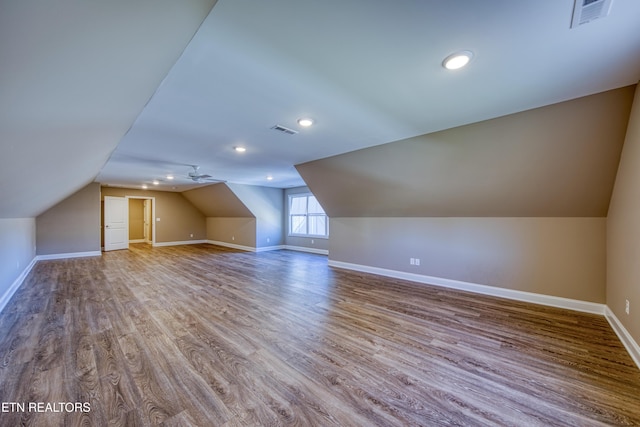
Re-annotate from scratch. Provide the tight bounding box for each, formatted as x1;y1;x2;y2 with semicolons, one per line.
234;146;246;153
166;175;174;180
442;50;474;70
266;175;274;181
297;118;314;127
142;184;148;189
153;180;160;185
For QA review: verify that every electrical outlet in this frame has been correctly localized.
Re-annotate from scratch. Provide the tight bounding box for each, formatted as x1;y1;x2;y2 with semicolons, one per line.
415;258;420;266
232;236;235;241
626;299;630;315
267;237;270;243
410;258;415;265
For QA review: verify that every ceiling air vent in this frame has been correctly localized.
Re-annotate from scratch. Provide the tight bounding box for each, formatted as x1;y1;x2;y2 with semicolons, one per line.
571;0;613;28
271;124;298;135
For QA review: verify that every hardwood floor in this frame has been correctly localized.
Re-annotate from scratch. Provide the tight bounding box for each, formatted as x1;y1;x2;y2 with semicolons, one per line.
1;243;639;426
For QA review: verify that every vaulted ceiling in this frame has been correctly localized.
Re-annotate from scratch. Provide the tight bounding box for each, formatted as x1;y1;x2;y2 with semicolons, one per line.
298;86;635;217
2;0;640;218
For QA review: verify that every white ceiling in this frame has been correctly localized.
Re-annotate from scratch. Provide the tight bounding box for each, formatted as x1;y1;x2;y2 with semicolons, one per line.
2;0;640;217
0;0;218;217
95;0;640;191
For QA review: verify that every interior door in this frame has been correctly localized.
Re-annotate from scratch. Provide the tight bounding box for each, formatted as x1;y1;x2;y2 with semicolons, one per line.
104;196;129;251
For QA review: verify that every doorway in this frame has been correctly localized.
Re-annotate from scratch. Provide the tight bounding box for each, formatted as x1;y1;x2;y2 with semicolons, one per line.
102;195;156;251
127;196;155;246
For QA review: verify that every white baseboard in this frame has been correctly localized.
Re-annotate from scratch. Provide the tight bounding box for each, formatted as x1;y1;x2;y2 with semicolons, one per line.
153;240;207;247
0;256;38;314
206;240;287;253
256;245;286;253
206;240;256;252
206;241;329;255
605;307;640;370
36;251;102;261
284;245;329;255
328;260;605;315
129;239;146;243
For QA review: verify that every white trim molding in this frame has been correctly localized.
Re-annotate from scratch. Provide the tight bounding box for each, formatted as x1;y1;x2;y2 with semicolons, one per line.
256;245;286;253
0;257;38;314
207;240;256;252
605;307;640;370
284;245;329;255
153;240;207;247
206;241;288;253
206;241;329;255
36;251;102;261
327;260;606;315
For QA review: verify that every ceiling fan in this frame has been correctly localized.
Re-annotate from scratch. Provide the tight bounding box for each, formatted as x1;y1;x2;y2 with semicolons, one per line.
187;165;225;183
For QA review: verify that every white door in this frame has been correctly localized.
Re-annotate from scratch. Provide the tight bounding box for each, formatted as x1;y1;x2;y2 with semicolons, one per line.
104;196;129;251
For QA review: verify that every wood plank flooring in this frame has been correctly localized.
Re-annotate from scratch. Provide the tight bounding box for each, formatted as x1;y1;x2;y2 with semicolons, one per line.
1;243;639;426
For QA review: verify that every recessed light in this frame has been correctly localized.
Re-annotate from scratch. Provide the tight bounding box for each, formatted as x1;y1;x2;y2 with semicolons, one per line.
443;50;474;70
141;184;148;189
234;146;246;153
152;180;160;185
266;175;274;181
166;175;174;180
297;118;314;127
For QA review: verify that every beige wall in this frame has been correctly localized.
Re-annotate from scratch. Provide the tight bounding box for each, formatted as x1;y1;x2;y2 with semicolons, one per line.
227;184;284;248
207;217;256;247
36;183;101;255
330;217;606;303
186;183;285;249
0;218;36;309
607;83;640;342
101;187;206;244
183;184;254;217
298;86;634;218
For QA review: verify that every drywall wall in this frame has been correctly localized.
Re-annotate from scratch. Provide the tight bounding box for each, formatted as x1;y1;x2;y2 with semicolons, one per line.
284;186;329;252
227;184;284;248
607;83;640;343
0;218;36;311
330;217;606;303
207;217;256;248
36;183;101;255
101;187;206;244
297;86;634;218
183;183;254;217
186;183;284;249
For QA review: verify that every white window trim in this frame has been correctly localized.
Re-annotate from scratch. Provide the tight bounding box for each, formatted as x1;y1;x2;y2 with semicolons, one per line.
288;193;329;238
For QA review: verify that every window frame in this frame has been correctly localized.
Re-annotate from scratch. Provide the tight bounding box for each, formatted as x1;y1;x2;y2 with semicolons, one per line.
288;193;329;238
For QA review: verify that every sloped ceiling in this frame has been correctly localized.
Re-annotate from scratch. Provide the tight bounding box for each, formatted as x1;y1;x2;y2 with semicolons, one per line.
182;184;253;218
297;86;636;218
0;0;217;218
2;0;640;220
183;183;283;226
95;0;640;193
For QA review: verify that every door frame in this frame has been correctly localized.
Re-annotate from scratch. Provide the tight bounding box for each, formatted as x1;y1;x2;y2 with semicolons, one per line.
126;196;156;246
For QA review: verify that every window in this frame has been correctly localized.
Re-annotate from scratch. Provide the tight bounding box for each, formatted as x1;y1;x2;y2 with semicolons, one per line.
289;194;328;237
